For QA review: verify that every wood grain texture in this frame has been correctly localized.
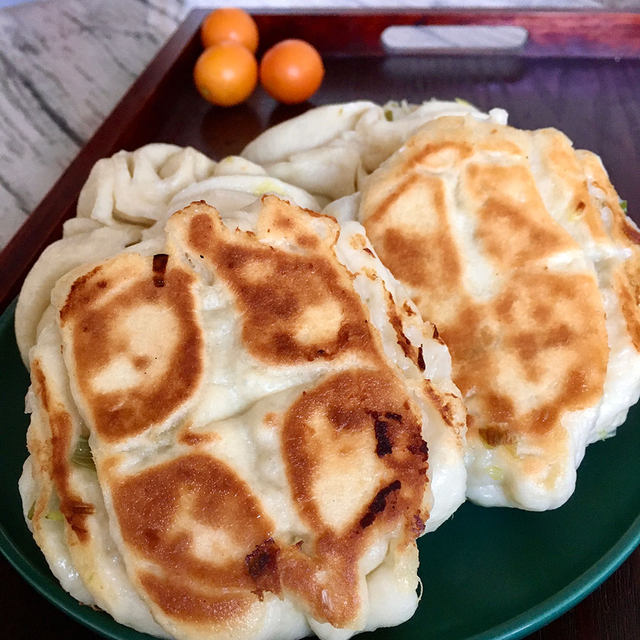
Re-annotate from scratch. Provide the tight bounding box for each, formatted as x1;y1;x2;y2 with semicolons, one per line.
0;9;638;640
0;0;181;250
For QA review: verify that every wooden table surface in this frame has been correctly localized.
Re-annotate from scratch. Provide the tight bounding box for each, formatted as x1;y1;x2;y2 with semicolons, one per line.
1;9;639;640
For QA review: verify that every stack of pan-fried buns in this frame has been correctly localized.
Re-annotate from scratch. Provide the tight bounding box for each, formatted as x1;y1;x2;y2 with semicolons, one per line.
16;100;640;639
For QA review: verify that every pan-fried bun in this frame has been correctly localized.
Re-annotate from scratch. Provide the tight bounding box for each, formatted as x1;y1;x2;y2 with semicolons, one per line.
25;195;465;640
359;115;640;511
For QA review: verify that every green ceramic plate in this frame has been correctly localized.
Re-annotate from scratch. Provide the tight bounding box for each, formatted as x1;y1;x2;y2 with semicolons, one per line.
1;298;639;640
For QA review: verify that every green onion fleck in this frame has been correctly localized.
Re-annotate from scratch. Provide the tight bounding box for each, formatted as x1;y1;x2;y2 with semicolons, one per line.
384;109;394;122
27;501;35;521
45;510;64;522
488;466;504;481
71;436;95;470
620;199;628;213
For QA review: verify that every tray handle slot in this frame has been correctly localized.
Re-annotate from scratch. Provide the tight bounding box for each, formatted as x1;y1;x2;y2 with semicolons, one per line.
382;25;528;56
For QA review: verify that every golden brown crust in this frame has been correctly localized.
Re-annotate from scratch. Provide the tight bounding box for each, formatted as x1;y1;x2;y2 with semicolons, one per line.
32;360;95;541
111;454;274;624
578;150;640;350
371;174;461;310
174;199;376;366
533;129;610;245
361;117;609;459
279;370;429;626
59;255;205;442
